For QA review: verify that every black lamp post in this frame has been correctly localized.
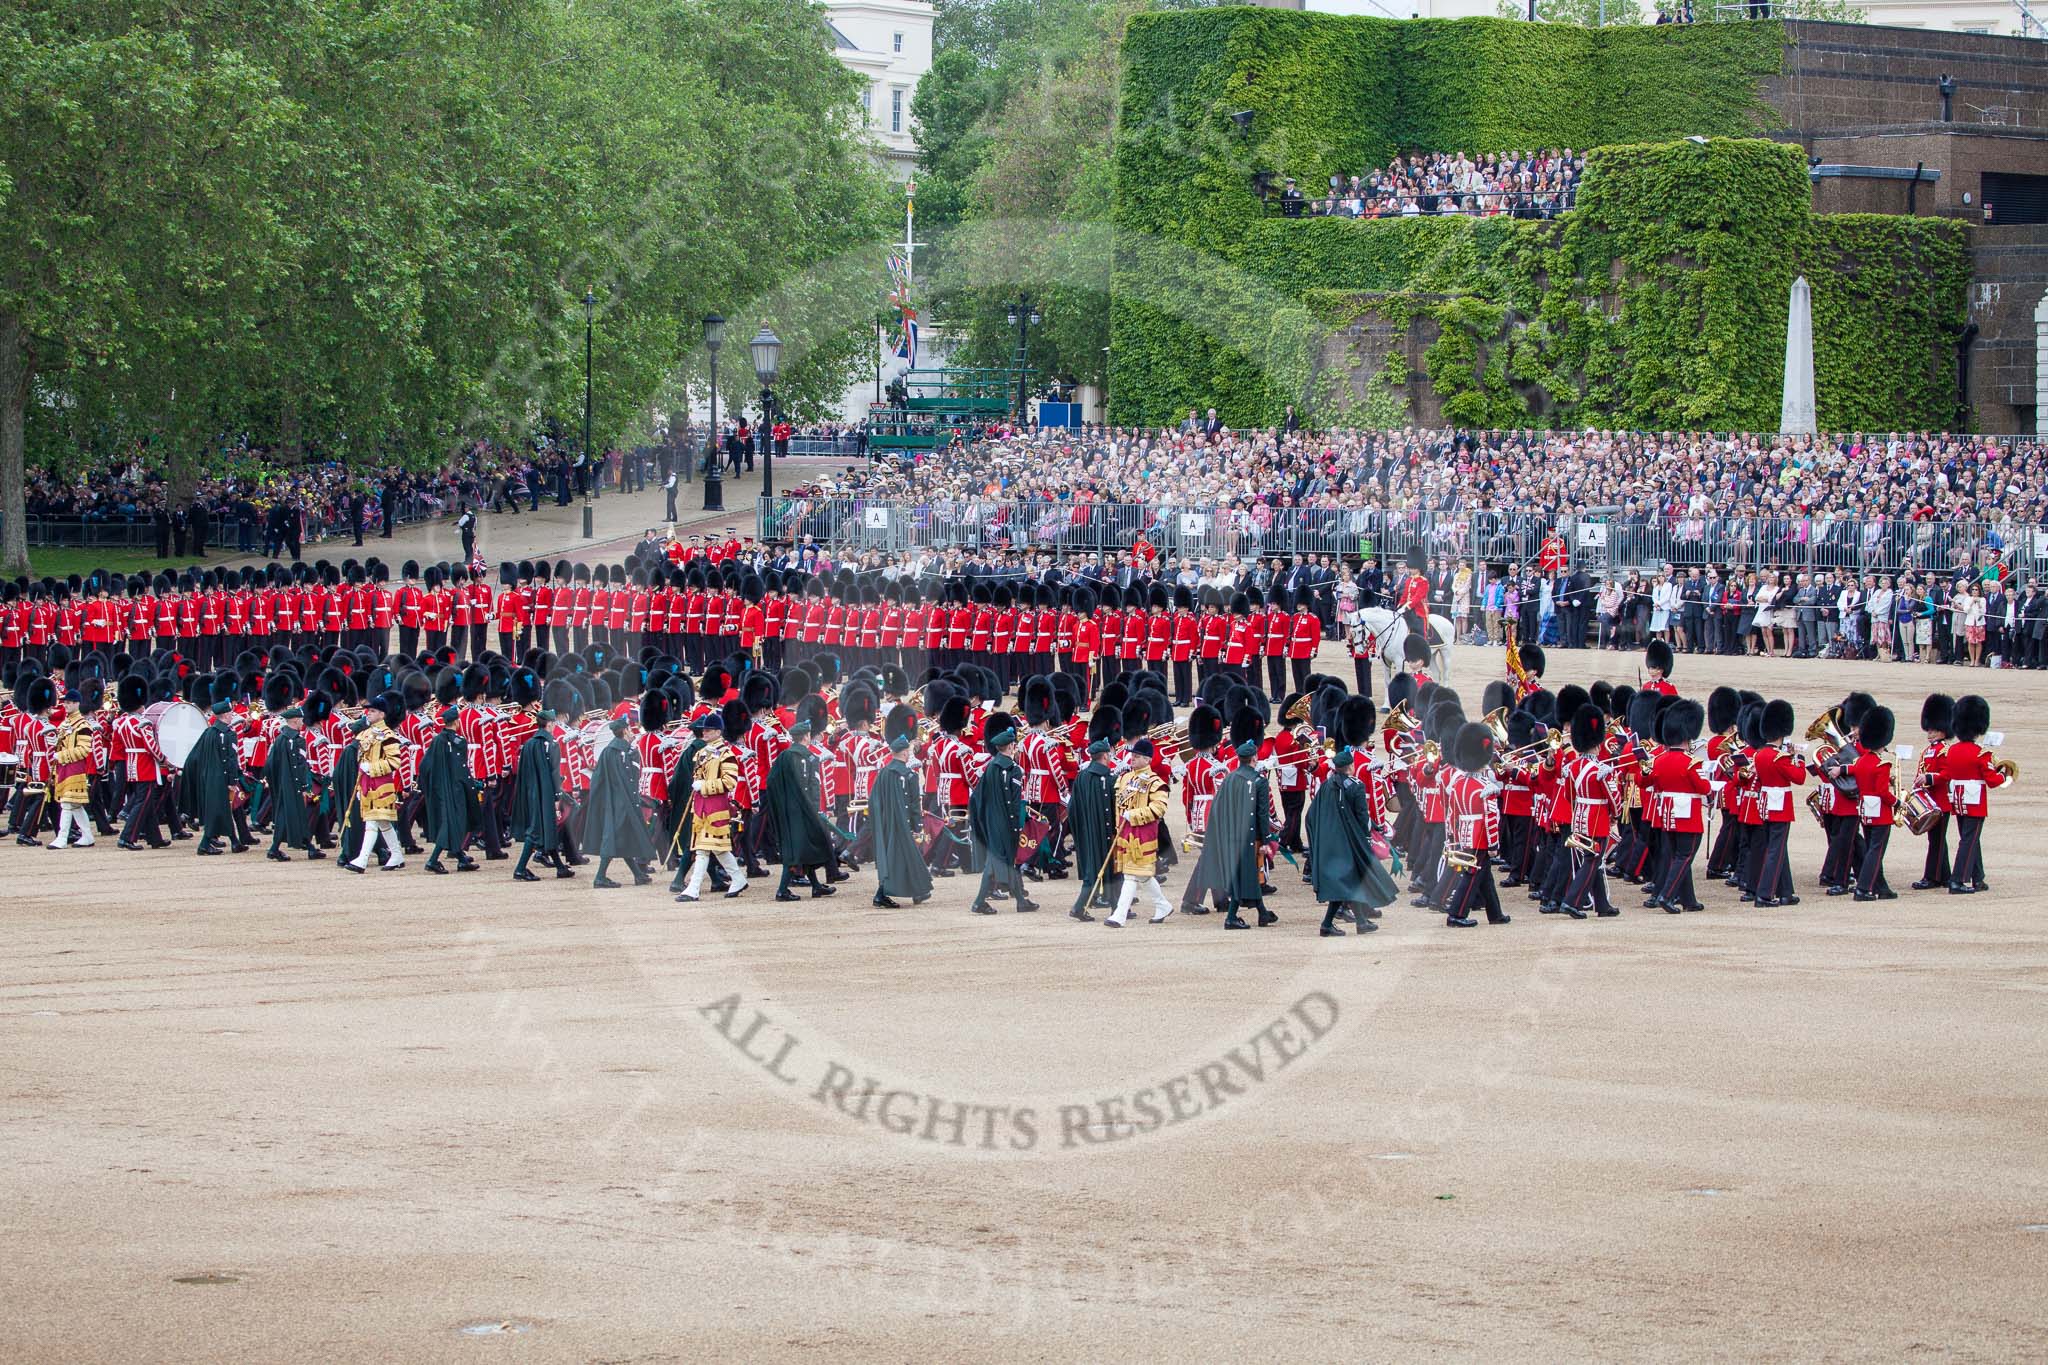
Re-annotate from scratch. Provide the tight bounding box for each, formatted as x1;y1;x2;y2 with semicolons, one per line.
702;313;725;512
751;326;782;504
1004;294;1039;423
581;291;596;538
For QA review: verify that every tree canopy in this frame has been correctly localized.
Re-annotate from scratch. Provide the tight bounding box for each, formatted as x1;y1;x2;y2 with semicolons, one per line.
0;0;892;574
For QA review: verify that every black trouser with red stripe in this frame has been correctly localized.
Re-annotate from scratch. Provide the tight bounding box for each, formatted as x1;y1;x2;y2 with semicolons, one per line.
1444;858;1506;924
1921;813;1952;885
1855;824;1892;896
1951;814;1986;889
1751;820;1794;902
1657;830;1700;907
1564;839;1615;915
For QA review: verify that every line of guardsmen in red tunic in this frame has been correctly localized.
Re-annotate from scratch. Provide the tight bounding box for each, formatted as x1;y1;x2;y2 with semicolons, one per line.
0;554;2011;912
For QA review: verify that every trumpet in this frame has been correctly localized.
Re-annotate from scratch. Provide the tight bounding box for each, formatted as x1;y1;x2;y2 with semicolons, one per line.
1992;755;2020;781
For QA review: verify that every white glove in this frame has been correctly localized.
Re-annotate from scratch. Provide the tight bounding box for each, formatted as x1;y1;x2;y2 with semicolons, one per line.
692;779;709;794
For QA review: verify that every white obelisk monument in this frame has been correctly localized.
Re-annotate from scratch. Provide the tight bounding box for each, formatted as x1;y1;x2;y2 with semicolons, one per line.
1779;275;1816;436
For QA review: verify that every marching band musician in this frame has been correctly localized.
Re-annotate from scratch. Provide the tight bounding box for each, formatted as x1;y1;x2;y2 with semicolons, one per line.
510;692;573;882
1271;696;1313;855
1305;746;1399;938
344;692;407;873
1701;687;1743;881
181;697;248;856
967;719;1034;915
1847;706;1897;901
1443;720;1509;928
675;713;748;902
47;679;101;850
1814;692;1873;897
1556;704;1621;919
1104;739;1174;927
869;709;932;909
1745;700;1804;908
8;674;55;845
835;681;889;865
1533;686;1587;916
1941;694;2005;896
1646;700;1709;913
1725;703;1765;894
262;705;322;862
924;690;975;878
1912;694;1956;890
1019;679;1069;881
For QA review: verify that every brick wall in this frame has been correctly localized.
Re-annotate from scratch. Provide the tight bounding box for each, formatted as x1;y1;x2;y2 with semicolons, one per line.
1768;21;2048;140
1966;226;2048;434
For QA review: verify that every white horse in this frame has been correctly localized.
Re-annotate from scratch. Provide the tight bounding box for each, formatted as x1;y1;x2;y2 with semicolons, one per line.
1353;606;1455;682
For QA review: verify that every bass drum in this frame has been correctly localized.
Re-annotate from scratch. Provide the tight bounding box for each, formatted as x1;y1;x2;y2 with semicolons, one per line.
144;700;210;769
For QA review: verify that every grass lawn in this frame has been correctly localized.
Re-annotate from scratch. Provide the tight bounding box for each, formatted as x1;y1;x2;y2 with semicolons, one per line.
8;547;189;581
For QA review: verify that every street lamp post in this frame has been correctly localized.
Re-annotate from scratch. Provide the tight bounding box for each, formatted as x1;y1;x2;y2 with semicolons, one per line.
751;327;782;509
1005;294;1040;423
702;314;725;512
581;291;596;539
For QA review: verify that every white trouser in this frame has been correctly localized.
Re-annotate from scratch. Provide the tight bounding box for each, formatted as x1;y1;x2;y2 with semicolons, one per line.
683;849;745;897
349;820;405;869
51;804;94;848
1111;875;1174;924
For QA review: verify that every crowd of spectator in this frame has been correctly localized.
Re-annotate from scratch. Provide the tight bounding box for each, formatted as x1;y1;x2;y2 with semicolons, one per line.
18;438;671;560
1291;148;1585;220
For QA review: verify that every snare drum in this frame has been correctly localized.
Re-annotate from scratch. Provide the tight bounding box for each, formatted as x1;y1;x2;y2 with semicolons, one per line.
1899;787;1941;835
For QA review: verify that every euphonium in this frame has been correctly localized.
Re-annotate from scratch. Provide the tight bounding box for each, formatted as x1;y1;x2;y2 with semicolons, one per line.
1480;705;1511;748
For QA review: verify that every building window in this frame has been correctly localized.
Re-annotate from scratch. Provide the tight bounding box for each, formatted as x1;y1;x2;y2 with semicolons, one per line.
861;86;872;125
891;87;903;134
892;31;903;52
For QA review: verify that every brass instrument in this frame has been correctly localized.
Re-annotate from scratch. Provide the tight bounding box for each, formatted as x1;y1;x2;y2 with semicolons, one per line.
1992;756;2020;781
1505;623;1533;697
1180;832;1203;853
1444;847;1480;873
1385;699;1421;736
1147;719;1191;763
1480;706;1511;749
1283;692;1314;723
1804;706;1845;745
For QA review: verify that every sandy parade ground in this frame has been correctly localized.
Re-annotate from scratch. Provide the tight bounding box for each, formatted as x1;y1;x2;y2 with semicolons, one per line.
4;637;2047;1362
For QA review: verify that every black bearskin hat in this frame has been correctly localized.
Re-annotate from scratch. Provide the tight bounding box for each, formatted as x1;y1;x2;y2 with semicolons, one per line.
1952;694;1990;743
509;667;541;707
1451;720;1493;774
77;677;104;715
641;688;669;734
1228;704;1263;748
1839;691;1875;732
1570;704;1604;755
1859;705;1896;751
841;680;878;728
938;695;970;735
262;673;296;713
1482;680;1513;716
700;664;731;702
1022;677;1054;728
1518;642;1546;679
741;671;778;713
1338;695;1375;750
1385;672;1416;712
1627;688;1661;742
1644;639;1674;676
1402;634;1429;665
118;674;148;714
1087;704;1122;748
1660;699;1704;748
882;703;916;749
1920;693;1954;736
1554;683;1589;731
1761;699;1796;744
303;691;334;725
721;697;751;739
1707;685;1740;735
1187;702;1222;754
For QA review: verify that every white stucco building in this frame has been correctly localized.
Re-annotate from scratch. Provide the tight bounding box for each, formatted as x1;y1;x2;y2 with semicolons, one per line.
824;0;934;180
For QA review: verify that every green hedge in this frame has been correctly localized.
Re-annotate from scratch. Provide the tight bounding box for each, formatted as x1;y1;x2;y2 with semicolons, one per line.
1108;9;1970;431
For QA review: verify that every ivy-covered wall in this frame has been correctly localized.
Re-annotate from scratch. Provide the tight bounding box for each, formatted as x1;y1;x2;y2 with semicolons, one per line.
1108;9;1971;431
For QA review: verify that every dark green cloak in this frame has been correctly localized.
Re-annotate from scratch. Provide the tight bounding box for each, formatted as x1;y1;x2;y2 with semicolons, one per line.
177;721;239;845
262;728;316;847
869;757;932;901
1306;774;1399;909
420;728;478;850
330;727;365;865
510;731;562;851
765;746;833;869
1068;760;1116;902
1190;765;1267;903
585;738;658;862
662;736;706;856
968;752;1025;862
